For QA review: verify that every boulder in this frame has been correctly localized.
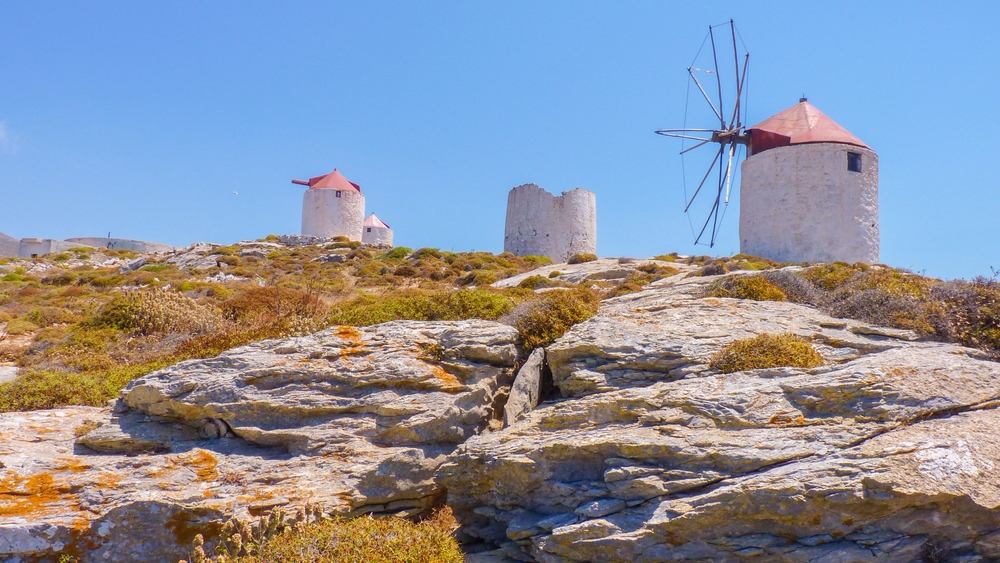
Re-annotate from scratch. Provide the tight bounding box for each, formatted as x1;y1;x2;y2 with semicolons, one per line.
440;271;1000;562
0;320;521;562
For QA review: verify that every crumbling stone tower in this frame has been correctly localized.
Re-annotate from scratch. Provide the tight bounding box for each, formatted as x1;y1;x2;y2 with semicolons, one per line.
504;184;597;263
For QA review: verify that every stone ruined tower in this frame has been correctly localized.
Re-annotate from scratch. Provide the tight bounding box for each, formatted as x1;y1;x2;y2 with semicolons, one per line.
504;184;597;263
294;169;365;241
361;213;393;246
740;99;878;264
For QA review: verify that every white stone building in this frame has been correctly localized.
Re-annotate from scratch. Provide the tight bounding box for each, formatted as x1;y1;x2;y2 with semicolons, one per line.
740;99;879;264
294;169;366;241
18;238;88;258
504;184;597;263
65;237;176;253
361;213;393;246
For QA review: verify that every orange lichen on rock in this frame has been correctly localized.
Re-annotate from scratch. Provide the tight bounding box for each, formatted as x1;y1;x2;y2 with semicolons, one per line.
0;470;75;517
429;365;463;390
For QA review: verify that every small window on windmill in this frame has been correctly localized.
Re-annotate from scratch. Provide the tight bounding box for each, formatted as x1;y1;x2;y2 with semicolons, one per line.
336;190;342;197
847;152;862;173
367;228;372;233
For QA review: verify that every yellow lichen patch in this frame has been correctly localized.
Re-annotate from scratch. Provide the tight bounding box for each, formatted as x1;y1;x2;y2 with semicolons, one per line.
144;449;219;482
54;457;91;474
335;325;363;344
0;470;77;517
184;450;219;482
429;365;463;390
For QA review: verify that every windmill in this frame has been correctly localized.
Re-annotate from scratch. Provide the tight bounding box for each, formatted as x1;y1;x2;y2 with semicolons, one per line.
656;20;749;247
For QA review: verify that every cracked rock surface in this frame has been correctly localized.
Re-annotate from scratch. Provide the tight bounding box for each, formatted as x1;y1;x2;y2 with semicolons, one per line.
439;272;1000;562
0;320;520;562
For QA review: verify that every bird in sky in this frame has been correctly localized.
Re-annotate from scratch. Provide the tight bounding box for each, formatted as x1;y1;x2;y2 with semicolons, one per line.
232;191;238;195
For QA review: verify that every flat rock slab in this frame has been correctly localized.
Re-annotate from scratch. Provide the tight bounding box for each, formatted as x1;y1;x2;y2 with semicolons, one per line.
0;365;17;383
0;320;521;562
492;258;693;288
441;272;1000;562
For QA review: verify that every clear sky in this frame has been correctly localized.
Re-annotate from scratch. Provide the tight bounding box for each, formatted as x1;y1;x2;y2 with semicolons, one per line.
1;1;997;280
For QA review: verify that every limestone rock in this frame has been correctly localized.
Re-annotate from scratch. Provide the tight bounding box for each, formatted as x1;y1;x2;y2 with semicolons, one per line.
504;348;548;426
440;271;1000;562
0;320;521;562
493;258;693;288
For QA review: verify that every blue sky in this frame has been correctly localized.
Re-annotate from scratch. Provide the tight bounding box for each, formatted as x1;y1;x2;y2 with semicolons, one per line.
1;1;997;279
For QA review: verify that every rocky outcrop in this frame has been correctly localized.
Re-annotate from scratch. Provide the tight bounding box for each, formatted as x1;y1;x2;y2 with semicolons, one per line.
440;272;1000;562
493;257;685;288
0;320;521;562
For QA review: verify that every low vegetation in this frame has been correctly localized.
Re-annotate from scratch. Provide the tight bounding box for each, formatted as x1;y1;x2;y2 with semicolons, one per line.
705;275;787;302
702;261;1000;360
0;242;608;412
711;333;824;373
174;506;462;563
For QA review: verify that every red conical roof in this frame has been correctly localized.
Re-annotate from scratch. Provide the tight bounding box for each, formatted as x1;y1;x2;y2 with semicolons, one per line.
293;169;361;191
747;100;868;154
363;213;390;229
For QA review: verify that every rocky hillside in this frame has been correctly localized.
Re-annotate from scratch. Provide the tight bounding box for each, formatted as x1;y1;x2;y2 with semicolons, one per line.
2;246;1000;562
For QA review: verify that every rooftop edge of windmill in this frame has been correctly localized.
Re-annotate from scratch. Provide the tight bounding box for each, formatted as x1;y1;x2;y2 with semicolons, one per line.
364;213;389;229
308;169;362;192
747;100;869;154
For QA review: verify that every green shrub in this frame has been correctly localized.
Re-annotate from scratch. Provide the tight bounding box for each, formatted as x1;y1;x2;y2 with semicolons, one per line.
0;360;173;412
652;254;677;262
327;289;516;326
263;234;279;241
518;275;561;290
414;247;442;259
548;270;561;278
501;288;601;349
567;253;598;265
95;289;221;335
710;333;823;373
383;247;412;261
705;276;787;301
5;317;38;335
801;262;866;291
521;255;554;267
50;253;71;262
140;264;173;272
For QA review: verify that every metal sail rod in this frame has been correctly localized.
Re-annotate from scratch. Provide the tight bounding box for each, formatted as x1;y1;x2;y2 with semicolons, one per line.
723;142;736;204
709;25;725;129
731;20;739;124
729;53;750;129
688;69;723;123
685;145;724;212
695;185;723;246
708;145;726;246
656;133;713;142
679;138;712;154
655;128;719;132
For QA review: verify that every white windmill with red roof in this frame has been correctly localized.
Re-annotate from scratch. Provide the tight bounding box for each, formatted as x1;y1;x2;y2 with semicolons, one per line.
656;20;878;264
292;169;365;241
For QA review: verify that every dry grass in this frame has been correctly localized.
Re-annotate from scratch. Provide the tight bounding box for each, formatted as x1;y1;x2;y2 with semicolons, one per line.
704;276;787;301
180;506;462;563
710;333;824;373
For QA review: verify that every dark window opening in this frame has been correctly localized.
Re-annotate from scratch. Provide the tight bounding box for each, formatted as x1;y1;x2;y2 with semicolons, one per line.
847;152;862;173
367;228;372;232
335;190;341;197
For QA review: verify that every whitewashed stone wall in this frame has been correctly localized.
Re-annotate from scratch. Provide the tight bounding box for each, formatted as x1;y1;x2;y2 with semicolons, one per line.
740;143;878;264
65;237;176;253
301;189;365;241
362;225;393;246
18;238;88;258
504;184;597;262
